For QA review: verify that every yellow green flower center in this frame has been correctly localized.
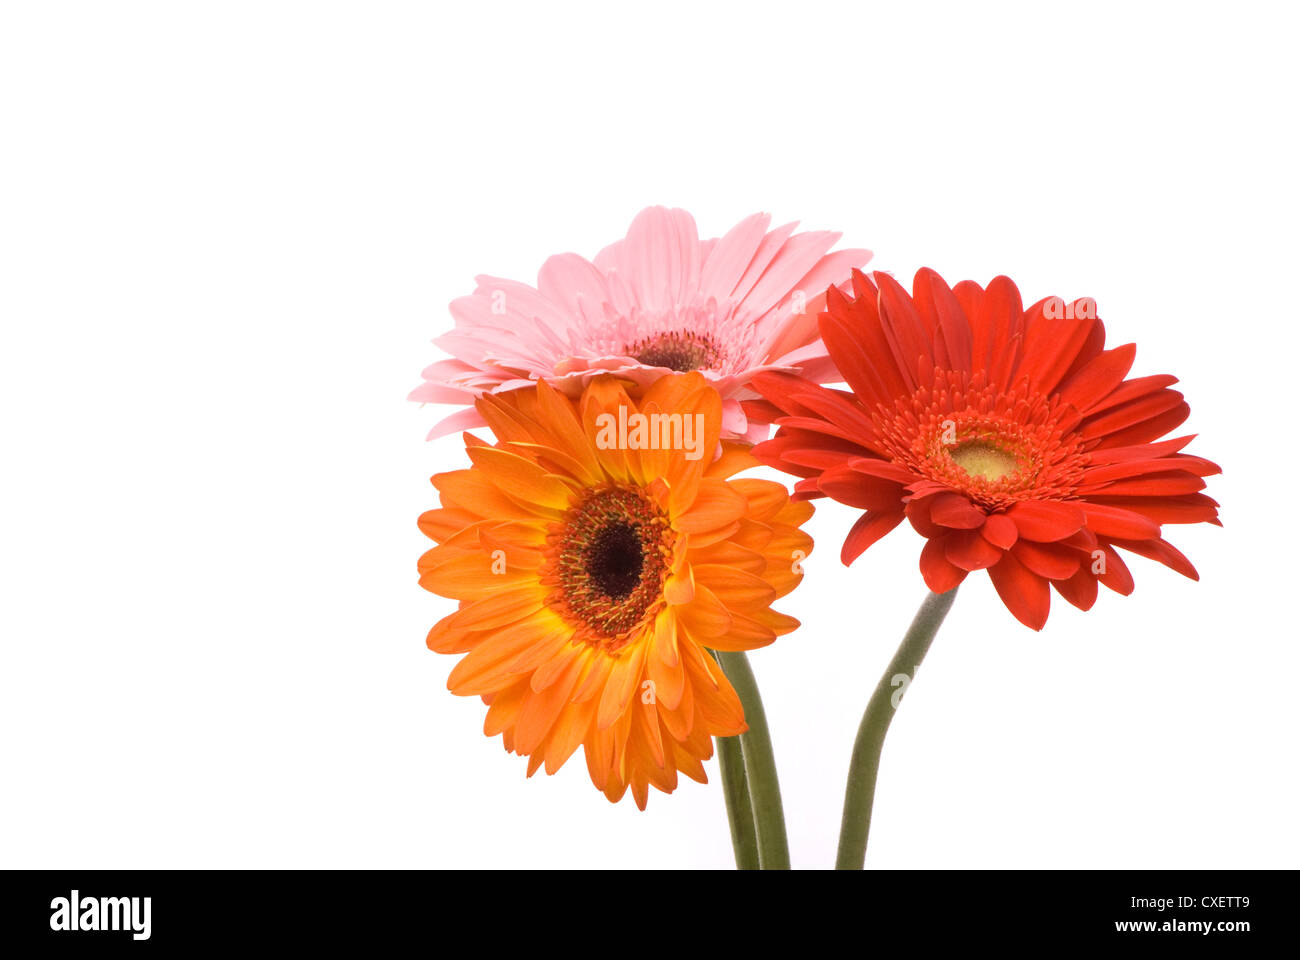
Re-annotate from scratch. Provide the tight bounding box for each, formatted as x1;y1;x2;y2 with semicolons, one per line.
948;440;1021;481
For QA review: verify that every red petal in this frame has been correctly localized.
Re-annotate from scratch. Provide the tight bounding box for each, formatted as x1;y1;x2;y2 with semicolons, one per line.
792;477;824;500
1060;315;1107;384
874;271;932;390
849;268;879;301
1165;454;1222;477
777;447;856;471
929;492;986;529
987;551;1051;630
1096;544;1135;595
819;310;893;408
981;513;1019;549
1077;472;1207;497
841;510;905;565
1053;568;1099;611
972;276;1024;388
920;537;968;593
825;272;913;403
819;466;904;511
1087;435;1195;464
1083;395;1189;446
913;268;972;374
1082;455;1214;484
785;386;878;443
1020;301;1096;397
1087;374;1179;417
1007;501;1086;542
1096;405;1186;448
904;494;945;538
758;428;876;471
1088;494;1220;526
1013;540;1081;580
1111;537;1200;580
1057;343;1137;413
944;530;1003;570
1081;503;1162;540
848;457;917;484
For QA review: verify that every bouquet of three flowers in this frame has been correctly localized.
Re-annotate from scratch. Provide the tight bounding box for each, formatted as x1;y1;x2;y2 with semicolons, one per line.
411;207;1219;868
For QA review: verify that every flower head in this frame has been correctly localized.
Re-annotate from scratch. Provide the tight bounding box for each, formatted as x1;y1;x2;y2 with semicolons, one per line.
750;268;1220;630
409;206;871;442
418;373;813;807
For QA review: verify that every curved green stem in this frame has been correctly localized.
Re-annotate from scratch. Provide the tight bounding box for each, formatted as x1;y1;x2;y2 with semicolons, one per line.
714;732;759;869
716;650;790;869
836;587;959;870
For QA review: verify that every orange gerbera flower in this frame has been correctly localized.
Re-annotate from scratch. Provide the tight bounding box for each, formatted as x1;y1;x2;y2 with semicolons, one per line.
418;373;813;808
749;268;1220;630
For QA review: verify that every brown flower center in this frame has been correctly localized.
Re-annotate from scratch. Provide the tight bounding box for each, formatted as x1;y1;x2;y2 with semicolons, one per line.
542;486;673;651
585;521;645;599
627;331;723;372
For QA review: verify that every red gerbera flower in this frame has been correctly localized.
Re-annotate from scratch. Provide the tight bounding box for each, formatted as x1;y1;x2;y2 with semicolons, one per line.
748;268;1221;629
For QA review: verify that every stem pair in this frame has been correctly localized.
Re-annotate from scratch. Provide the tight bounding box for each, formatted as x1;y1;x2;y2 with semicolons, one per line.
714;588;958;870
712;650;788;869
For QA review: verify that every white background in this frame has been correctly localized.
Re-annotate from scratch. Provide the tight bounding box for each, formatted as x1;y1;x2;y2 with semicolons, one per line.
2;1;1296;869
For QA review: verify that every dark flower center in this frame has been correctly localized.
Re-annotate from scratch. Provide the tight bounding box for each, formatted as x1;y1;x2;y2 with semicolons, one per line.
586;521;644;599
627;331;723;372
542;486;673;650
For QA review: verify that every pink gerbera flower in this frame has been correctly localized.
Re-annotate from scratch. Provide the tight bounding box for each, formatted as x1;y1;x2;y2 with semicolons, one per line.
409;206;871;441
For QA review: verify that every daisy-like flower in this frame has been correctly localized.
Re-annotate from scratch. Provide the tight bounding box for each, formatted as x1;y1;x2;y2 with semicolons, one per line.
749;268;1220;630
418;373;813;808
409;206;870;442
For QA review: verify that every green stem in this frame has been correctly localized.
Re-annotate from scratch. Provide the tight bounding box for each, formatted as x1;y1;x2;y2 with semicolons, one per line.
716;650;790;869
710;651;759;869
714;732;759;869
835;587;959;870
